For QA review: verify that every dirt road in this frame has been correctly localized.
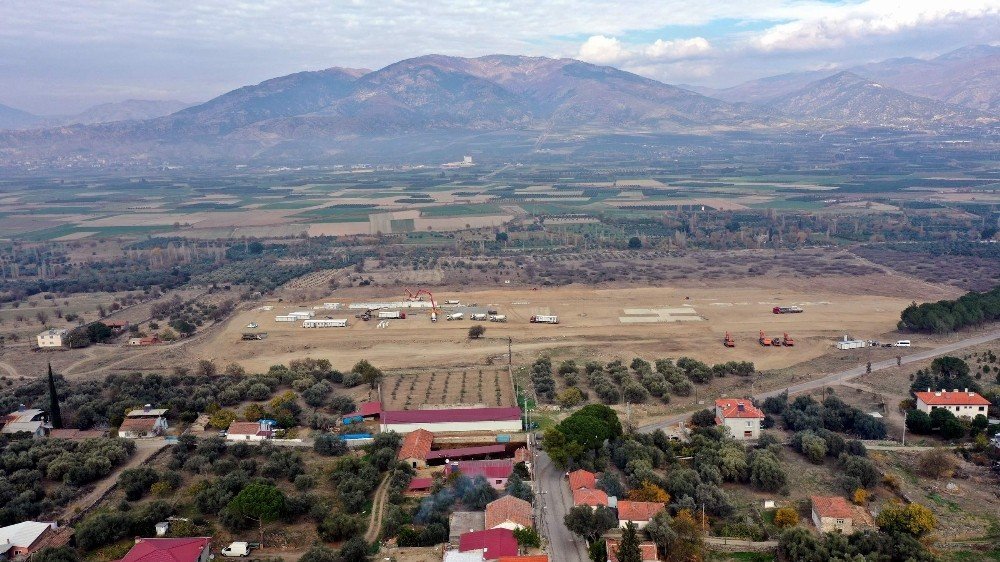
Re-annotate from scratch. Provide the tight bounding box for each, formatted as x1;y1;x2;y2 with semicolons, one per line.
364;474;391;544
640;328;1000;433
64;438;167;523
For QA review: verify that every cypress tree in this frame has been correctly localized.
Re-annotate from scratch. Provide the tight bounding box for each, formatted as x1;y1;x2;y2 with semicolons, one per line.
617;522;643;562
48;363;63;429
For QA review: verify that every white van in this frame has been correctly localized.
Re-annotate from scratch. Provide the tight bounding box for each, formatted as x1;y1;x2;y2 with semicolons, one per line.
221;543;250;557
895;340;911;347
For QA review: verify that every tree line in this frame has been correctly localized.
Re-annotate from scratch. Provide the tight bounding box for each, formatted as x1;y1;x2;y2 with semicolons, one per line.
898;285;1000;334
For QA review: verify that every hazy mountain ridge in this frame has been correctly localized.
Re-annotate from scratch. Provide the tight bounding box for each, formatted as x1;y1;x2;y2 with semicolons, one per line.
768;71;990;127
714;45;1000;111
0;50;997;166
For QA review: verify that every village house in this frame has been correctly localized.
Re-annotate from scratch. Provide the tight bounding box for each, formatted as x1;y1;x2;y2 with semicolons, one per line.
0;522;59;560
127;336;160;346
567;469;596;490
914;389;990;419
811;495;854;533
118;405;169;439
445;460;514;490
118;537;212;562
616;501;665;529
35;328;67;348
225;420;275;441
715;398;766;440
606;538;658;562
458;528;519;560
485;495;533;530
572;488;609;509
398;428;435;469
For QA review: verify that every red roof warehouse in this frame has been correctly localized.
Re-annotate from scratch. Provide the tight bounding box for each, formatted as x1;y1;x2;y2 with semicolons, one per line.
380;407;522;434
458;528;519;559
118;538;211;562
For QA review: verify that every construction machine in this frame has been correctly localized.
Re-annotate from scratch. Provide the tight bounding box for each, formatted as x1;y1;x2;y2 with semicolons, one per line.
354;308;377;321
782;333;795;346
759;331;772;346
723;332;735;347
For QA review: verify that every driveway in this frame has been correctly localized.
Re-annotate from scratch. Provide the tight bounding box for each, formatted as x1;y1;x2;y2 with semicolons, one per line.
535;450;589;562
640;329;1000;433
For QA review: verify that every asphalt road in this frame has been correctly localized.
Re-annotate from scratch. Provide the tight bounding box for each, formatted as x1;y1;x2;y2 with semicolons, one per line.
640;329;1000;433
535;450;589;562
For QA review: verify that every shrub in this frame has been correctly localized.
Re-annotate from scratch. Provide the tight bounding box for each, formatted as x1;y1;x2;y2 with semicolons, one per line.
773;507;799;528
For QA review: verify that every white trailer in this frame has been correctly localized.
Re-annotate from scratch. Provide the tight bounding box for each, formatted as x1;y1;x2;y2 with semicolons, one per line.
489;315;507;323
447;313;464;321
303;319;348;328
835;339;866;350
444;300;461;305
288;311;315;319
470;313;489;321
377;310;406;319
530;315;559;324
274;315;297;322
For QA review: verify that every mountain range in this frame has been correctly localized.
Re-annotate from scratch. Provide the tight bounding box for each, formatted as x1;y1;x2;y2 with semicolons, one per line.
701;44;1000;111
0;99;192;131
0;45;997;166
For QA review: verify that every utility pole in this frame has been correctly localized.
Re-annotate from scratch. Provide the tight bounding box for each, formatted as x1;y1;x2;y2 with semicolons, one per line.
508;337;513;367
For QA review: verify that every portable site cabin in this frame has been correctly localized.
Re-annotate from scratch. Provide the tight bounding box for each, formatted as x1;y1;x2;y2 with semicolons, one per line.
302;319;348;328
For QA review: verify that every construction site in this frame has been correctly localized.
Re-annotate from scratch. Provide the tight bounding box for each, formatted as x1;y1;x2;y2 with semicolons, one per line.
203;284;922;374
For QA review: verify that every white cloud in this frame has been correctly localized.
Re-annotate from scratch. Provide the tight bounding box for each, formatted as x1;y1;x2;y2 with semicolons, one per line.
578;35;714;66
577;35;629;64
643;37;713;60
749;0;1000;52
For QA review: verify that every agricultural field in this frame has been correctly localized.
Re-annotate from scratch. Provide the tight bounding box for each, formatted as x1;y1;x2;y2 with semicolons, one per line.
380;368;516;410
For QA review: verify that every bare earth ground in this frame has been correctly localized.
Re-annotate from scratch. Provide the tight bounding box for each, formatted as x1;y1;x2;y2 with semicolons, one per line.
191;275;945;377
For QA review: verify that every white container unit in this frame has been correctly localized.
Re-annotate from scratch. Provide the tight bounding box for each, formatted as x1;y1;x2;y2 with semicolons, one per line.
303;319;348;328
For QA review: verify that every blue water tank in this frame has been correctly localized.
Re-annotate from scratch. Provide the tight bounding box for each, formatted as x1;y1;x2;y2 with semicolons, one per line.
496;434;511;443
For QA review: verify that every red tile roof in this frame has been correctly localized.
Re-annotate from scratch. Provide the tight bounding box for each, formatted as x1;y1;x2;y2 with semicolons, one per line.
715;399;765;419
345;401;382;418
811;496;854;519
119;418;157;433
573;488;609;507
617;501;665;522
118;538;210;562
606;539;657;562
407;477;433;491
426;444;508;461
446;459;514;481
398;428;434;460
485;495;533;529
226;421;272;437
568;469;596;490
458;528;519;558
914;390;991;406
382;407;521;425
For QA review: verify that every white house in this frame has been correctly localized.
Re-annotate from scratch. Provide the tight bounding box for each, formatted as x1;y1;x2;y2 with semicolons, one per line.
914;389;991;419
714;398;765;440
225;420;275;441
36;329;67;348
119;406;169;438
616;501;666;530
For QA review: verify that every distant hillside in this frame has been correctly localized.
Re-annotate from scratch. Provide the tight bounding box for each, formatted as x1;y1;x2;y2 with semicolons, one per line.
711;45;1000;111
0;103;43;130
767;71;990;127
60;99;193;125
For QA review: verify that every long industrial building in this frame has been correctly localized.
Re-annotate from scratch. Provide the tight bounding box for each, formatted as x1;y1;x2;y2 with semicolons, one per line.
380;407;522;434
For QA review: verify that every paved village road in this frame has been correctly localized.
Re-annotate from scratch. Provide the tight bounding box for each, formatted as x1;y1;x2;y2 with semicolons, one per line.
640;329;1000;433
535;450;589;562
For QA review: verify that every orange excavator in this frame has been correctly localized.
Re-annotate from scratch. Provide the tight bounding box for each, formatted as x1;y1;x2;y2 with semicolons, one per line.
723;332;735;347
403;288;442;322
759;330;773;346
782;333;795;346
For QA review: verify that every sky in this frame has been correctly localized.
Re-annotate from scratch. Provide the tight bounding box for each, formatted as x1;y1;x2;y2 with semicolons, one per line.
1;0;998;114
